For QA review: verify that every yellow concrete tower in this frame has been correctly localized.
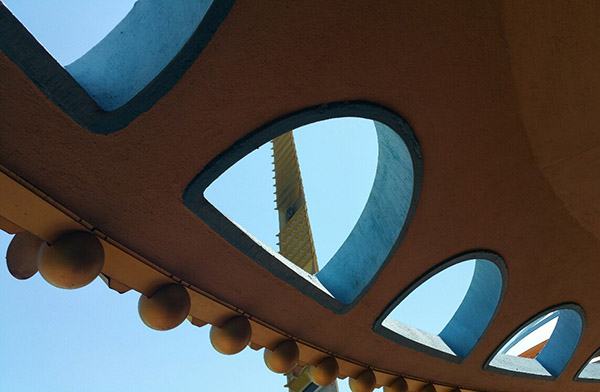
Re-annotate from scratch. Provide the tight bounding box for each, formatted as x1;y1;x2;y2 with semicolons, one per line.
271;132;339;392
272;132;319;274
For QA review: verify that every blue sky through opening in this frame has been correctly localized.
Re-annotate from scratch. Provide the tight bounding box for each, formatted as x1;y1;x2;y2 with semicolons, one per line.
388;260;476;335
205;117;378;269
2;2;481;390
4;0;136;65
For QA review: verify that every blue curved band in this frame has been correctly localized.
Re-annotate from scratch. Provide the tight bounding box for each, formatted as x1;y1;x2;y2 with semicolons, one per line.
373;252;506;363
485;304;585;380
183;101;423;314
0;0;234;133
316;122;414;305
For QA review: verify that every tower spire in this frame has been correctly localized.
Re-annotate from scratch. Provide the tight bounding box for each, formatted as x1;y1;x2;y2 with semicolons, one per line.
272;132;318;274
271;132;339;392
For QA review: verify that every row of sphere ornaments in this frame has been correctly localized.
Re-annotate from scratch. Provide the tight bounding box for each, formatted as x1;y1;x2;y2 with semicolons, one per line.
6;230;455;392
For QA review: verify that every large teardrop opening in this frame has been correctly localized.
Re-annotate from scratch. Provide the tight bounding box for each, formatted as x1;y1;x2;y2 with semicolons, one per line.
184;102;422;313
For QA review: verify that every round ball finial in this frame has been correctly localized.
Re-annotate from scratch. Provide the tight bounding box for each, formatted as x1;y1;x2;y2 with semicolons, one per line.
38;231;104;289
308;357;339;387
264;339;300;374
210;316;252;355
138;284;191;331
6;231;42;280
420;384;437;392
384;377;408;392
349;369;376;392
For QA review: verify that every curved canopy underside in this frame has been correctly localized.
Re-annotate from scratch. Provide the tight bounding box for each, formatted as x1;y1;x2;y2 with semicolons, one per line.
1;1;600;391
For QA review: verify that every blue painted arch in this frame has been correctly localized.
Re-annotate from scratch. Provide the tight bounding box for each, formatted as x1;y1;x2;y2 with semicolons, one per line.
66;0;213;111
183;101;423;314
0;0;235;133
484;304;585;380
315;121;414;304
373;251;507;363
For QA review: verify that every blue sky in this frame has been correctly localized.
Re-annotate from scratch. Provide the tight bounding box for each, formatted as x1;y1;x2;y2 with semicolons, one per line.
0;124;472;391
207;119;476;335
0;231;289;392
205;117;379;268
4;0;137;65
1;1;487;390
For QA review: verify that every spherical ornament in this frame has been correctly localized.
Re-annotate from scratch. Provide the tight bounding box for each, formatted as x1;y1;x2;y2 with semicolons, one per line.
38;231;104;289
210;316;252;355
384;377;408;392
308;357;339;386
419;384;436;392
6;231;42;280
138;284;191;331
264;339;299;374
349;369;376;392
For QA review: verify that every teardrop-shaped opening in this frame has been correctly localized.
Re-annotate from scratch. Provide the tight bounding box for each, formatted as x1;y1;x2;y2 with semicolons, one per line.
485;305;585;380
373;252;506;362
575;349;600;382
184;102;422;313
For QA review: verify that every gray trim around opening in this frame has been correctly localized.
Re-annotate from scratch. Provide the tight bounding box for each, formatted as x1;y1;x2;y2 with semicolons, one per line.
372;251;507;364
183;101;423;314
0;0;234;134
483;303;586;381
574;347;600;383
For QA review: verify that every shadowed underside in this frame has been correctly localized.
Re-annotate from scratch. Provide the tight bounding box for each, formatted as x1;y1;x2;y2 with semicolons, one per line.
1;1;600;391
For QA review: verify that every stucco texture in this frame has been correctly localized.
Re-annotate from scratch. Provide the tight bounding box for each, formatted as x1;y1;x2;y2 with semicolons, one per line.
1;1;600;391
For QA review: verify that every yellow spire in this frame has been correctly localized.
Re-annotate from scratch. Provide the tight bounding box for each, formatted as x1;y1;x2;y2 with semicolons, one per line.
272;132;318;274
273;132;340;392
